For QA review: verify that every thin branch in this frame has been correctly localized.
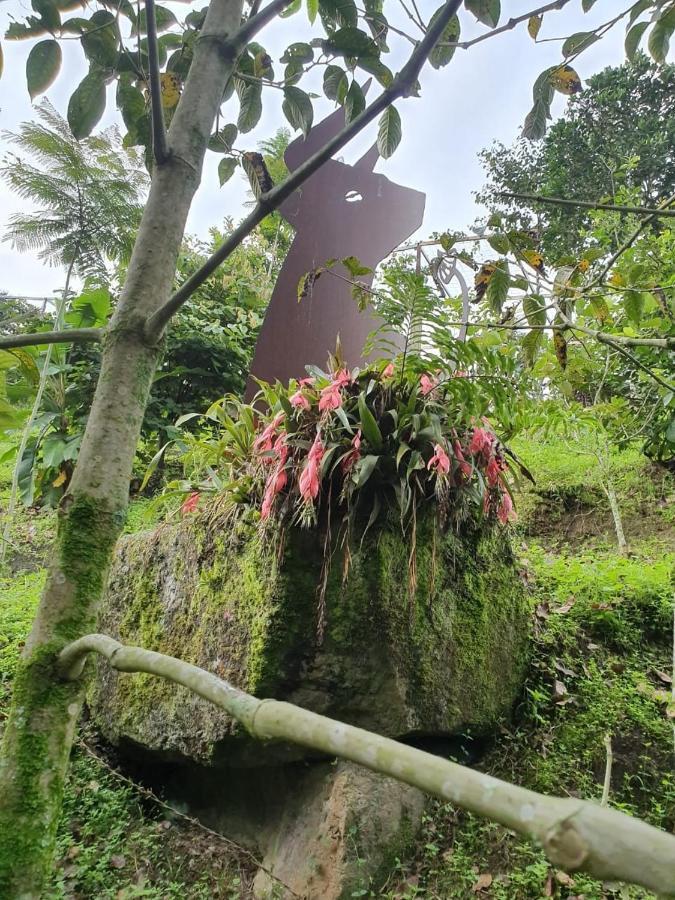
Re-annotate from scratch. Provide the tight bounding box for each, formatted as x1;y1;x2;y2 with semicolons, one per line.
585;191;675;290
145;0;465;339
234;0;297;47
451;0;573;50
499;192;675;219
0;328;103;350
58;634;675;897
146;0;169;165
601;734;613;807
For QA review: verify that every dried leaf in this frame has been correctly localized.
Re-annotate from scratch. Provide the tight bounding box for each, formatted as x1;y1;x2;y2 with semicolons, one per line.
160;72;181;109
472;873;493;892
653;669;673;685
528;15;542;40
553;679;568;701
554;597;575;614
110;854;126;869
549;64;582;95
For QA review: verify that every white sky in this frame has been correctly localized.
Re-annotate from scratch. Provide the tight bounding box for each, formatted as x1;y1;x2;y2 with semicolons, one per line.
0;1;648;299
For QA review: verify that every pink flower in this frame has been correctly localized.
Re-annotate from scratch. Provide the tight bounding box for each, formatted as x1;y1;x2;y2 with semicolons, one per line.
453;370;468;378
254;413;284;453
299;377;315;386
469;427;494;458
290;390;311;411
420;374;438;396
261;467;288;520
274;433;289;465
181;491;200;515
427;443;450;476
341;430;362;474
332;368;351;388
299;434;325;502
486;456;501;487
382;362;395;379
319;384;343;412
453;440;473;478
497;490;516;525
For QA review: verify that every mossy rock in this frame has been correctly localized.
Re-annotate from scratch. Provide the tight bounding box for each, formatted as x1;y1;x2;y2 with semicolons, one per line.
90;504;530;766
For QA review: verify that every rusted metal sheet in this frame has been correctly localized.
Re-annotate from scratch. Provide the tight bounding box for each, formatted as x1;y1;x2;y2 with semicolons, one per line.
247;102;425;394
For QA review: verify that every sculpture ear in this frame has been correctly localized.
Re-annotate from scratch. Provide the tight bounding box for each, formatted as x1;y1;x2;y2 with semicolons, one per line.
355;143;379;172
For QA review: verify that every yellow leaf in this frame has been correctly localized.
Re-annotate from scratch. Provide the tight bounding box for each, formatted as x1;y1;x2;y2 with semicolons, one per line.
52;470;67;487
528;15;542;40
474;262;496;302
553;330;567;370
550;64;582;95
522;249;545;274
160;72;181;109
577;258;590;273
609;271;625;287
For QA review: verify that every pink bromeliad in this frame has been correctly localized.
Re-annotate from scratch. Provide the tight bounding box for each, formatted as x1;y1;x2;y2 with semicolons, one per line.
299;433;325;502
427;443;450;476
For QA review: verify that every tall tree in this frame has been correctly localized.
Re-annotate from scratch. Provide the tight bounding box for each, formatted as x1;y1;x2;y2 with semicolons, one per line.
476;54;675;259
1;0;674;895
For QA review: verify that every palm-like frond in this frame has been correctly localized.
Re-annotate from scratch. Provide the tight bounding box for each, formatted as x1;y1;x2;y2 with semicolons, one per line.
1;99;149;278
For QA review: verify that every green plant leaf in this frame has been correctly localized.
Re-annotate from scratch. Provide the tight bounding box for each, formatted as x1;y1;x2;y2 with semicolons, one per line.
132;4;177;35
355;453;379;487
625;21;649;60
67;70;106;139
624;290;645;325
280;41;314;64
217;156;238;185
464;0;500;28
561;30;599;57
521;328;543;366
323;64;348;101
81;10;118;68
307;0;319;24
486;259;509;315
358;394;383;449
523;293;546;327
377;105;401;159
208;123;238;153
282;85;314;136
428;8;460;69
342;256;372;276
235;78;262;133
26;39;61;99
647;5;675;63
344;79;365;123
323;26;379;57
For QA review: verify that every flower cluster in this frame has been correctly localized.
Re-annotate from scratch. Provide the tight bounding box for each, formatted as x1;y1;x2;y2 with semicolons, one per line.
181;363;520;533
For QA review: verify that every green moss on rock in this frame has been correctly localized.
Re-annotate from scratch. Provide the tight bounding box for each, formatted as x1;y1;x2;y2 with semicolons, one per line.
90;505;530;766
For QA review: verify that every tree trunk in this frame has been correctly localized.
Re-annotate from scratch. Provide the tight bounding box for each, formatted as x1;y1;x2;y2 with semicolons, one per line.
604;479;627;553
0;1;243;894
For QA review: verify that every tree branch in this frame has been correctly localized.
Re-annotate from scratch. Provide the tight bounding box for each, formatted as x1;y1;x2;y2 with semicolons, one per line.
145;0;169;165
0;327;103;350
499;192;675;219
235;0;297;46
144;0;465;339
58;633;675;897
450;0;573;50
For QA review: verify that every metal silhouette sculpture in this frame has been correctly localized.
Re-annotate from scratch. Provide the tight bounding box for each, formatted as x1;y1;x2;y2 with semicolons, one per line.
247;101;426;394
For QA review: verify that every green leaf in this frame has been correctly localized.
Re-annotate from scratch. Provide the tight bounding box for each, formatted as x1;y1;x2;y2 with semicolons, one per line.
428;9;460;69
323;26;379;57
81;10;118;68
280;41;314;64
26;39;61;99
522;67;555;140
67;70;106;139
323;64;349;101
344;79;365;123
117;80;146;132
624;290;645;325
521;328;543;366
582;0;599;9
342;255;372;276
487;233;509;254
357;394;383;449
280;0;301;17
41;434;67;469
625;20;649;59
131;4;177;35
218;156;238;185
561;30;599;57
486;259;509;315
319;0;358;30
209;123;238;153
356;55;393;87
365;10;389;51
307;0;319;23
628;0;651;27
648;5;675;63
464;0;500;28
523;293;546;327
282;85;314;136
355;453;379;487
376;105;401;159
235;77;262;133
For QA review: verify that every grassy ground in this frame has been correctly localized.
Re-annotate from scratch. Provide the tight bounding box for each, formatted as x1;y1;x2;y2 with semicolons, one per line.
0;439;673;898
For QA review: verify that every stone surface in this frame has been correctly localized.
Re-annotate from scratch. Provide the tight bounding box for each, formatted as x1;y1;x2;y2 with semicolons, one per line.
90;507;529;766
89;504;530;897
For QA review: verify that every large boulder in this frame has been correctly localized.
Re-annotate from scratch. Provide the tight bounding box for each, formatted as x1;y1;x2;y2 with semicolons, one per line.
89;504;530;897
91;507;528;762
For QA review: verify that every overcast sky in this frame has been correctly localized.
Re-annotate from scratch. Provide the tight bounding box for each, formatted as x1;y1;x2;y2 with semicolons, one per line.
0;1;647;300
